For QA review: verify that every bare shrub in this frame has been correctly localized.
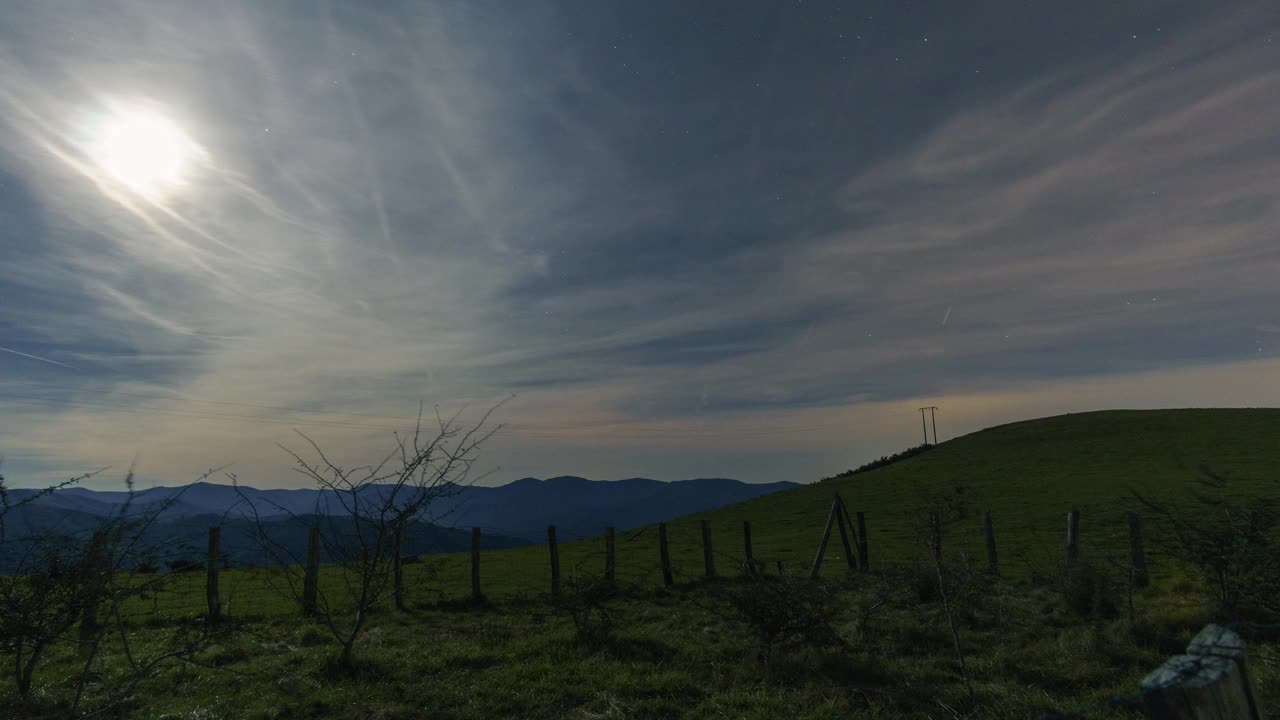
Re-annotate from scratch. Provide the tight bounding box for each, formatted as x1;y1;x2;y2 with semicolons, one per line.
555;572;616;645
1062;560;1121;620
235;401;504;668
715;574;847;666
1136;467;1280;619
0;465;224;712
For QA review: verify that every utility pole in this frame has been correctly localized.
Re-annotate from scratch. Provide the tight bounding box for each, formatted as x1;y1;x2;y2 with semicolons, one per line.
918;406;939;445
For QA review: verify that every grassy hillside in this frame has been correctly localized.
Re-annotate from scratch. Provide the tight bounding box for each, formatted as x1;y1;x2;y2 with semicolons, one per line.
409;408;1280;599
140;408;1280;615
9;409;1280;719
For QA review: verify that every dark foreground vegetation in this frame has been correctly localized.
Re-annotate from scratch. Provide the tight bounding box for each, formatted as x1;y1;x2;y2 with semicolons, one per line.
4;562;1280;719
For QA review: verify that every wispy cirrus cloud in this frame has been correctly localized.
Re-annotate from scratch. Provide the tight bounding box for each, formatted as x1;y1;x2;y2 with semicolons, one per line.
0;1;1277;488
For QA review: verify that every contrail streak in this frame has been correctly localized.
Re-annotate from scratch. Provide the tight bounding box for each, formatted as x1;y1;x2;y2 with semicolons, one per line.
942;305;952;325
0;345;78;369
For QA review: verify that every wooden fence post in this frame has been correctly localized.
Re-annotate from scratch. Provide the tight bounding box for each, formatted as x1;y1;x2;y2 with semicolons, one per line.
856;511;869;571
983;511;999;577
470;527;482;602
1186;624;1263;720
810;499;839;579
836;498;860;570
743;520;755;573
79;530;107;658
928;510;943;564
1129;511;1150;589
303;526;320;615
393;524;405;611
658;523;673;586
206;527;221;621
605;526;616;586
548;525;561;597
1066;507;1080;570
701;519;716;578
834;495;856;572
1141;624;1261;719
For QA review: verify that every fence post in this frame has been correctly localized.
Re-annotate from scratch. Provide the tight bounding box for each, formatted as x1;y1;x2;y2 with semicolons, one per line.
928;510;943;564
470;527;482;602
548;525;561;597
393;523;405;611
1066;507;1080;570
1141;624;1260;719
701;519;716;578
302;526;320;615
810;499;839;578
79;530;107;658
834;495;856;572
658;522;673;586
983;511;999;577
206;527;221;621
605;526;616;586
1185;624;1263;720
856;511;869;571
743;520;755;573
1128;511;1150;589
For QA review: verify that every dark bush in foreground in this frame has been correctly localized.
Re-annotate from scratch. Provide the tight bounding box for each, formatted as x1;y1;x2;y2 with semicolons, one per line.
716;574;847;665
1063;561;1120;620
555;574;616;645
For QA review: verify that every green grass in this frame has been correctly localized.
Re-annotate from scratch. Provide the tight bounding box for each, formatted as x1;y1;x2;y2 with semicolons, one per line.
135;409;1280;612
379;409;1280;602
7;408;1280;718
11;574;1280;719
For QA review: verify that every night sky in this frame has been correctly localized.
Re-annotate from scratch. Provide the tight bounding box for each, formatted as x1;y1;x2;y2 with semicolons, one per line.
2;1;1278;488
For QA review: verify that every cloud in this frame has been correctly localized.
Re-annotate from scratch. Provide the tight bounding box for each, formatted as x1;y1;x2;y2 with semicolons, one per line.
1;2;1278;487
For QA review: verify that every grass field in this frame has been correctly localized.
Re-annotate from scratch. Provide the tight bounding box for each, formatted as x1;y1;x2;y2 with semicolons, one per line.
179;408;1280;613
6;408;1280;718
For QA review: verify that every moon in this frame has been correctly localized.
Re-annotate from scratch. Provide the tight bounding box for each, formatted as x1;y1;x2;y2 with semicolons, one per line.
88;103;201;199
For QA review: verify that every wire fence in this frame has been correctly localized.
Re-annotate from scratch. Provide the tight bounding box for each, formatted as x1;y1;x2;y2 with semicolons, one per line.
5;487;1272;720
3;481;1242;629
21;494;1182;624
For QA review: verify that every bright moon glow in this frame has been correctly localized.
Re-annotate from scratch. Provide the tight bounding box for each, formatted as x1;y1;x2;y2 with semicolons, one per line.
89;105;199;198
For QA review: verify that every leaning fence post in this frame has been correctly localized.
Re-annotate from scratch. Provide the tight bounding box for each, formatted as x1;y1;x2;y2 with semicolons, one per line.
983;511;999;577
1141;624;1260;719
393;523;405;611
1128;511;1150;588
1066;507;1080;570
811;499;839;578
658;523;674;586
206;527;221;621
701;519;716;578
548;525;561;597
303;526;320;615
834;495;856;572
837;496;859;571
856;511;869;571
470;527;482;602
743;520;755;573
605;526;616;586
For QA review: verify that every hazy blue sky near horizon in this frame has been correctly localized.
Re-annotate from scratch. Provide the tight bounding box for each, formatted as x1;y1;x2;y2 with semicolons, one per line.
2;1;1279;489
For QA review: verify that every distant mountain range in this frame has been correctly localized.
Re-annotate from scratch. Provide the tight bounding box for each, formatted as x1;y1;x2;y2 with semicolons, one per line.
2;476;797;568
